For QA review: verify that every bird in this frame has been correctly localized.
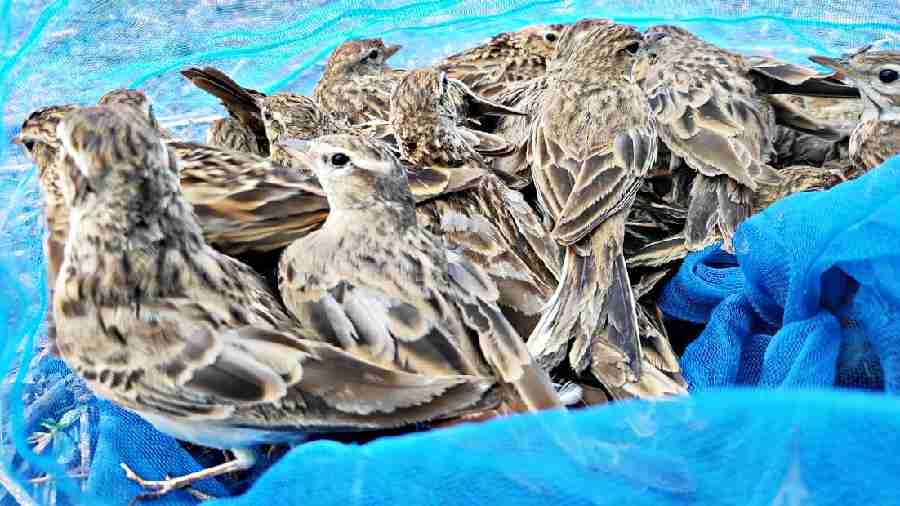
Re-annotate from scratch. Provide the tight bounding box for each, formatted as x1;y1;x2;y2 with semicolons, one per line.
389;68;562;336
206;117;263;156
52;105;504;499
436;23;574;99
633;24;859;253
12;104;79;288
313;38;406;125
525;20;684;399
810;47;900;176
277;133;562;413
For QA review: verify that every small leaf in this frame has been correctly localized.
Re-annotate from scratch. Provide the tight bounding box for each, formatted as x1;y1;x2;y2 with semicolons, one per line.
58;407;83;428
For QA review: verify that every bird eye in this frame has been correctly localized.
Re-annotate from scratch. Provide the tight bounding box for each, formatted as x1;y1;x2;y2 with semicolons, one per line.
331;152;350;166
263;110;273;121
545;33;557;42
23;140;35;152
405;141;418;152
879;68;899;84
624;42;641;55
368;49;379;60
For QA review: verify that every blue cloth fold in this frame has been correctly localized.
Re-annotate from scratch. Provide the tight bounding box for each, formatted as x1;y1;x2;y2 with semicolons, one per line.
660;159;900;392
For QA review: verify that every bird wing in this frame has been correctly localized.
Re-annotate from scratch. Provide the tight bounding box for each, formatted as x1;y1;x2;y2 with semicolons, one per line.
530;89;656;246
279;233;486;379
170;141;329;254
85;300;490;422
181;66;270;155
638;38;774;190
441;248;562;411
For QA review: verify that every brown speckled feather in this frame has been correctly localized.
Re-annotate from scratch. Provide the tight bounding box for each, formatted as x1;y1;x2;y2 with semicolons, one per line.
437;23;571;99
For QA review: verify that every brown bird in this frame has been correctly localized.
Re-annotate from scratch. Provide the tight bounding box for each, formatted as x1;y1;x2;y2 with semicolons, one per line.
389;68;561;336
53;106;501;499
526;21;679;398
810;47;900;175
277;134;562;412
182;66;393;165
437;23;574;99
633;24;858;253
313;38;405;125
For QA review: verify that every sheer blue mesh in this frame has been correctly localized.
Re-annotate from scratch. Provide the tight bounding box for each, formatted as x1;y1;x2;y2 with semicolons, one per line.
2;1;899;504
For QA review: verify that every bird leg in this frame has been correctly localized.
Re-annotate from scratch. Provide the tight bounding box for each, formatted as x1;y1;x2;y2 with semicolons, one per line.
121;447;255;502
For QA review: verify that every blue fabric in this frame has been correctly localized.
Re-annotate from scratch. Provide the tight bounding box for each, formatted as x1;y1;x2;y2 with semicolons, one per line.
660;158;900;392
3;2;900;505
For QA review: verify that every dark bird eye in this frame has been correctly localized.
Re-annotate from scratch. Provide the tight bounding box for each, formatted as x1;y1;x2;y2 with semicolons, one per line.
405;141;418;152
624;42;641;55
368;49;379;60
331;152;350;166
263;110;273;121
23;140;35;152
879;68;899;84
545;33;557;42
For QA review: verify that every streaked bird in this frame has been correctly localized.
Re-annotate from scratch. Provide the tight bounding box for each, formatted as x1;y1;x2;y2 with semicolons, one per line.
278;134;562;412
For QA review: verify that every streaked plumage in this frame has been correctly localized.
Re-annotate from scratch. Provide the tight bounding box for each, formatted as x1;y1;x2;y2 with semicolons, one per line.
278;134;561;412
206;117;262;156
526;21;683;399
389;69;560;335
634;24;858;252
810;47;900;175
437;23;573;99
313;38;406;125
53;106;500;498
97;88;173;139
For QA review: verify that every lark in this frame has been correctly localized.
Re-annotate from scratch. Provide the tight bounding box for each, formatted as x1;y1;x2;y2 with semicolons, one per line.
53;106;501;500
278;134;562;412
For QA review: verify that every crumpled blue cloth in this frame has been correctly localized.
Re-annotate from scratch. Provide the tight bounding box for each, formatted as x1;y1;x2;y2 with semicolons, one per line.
660;158;900;392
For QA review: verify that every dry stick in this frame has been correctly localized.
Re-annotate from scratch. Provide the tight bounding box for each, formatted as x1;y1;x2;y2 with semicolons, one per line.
0;465;40;506
78;408;91;491
28;472;88;485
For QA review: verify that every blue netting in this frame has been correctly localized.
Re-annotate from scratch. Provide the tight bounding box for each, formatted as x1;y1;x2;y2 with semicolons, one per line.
2;1;900;505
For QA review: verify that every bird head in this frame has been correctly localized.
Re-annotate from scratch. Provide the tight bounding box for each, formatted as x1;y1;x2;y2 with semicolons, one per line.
11;104;78;158
810;47;900;119
324;38;403;78
56;106;178;213
278;134;414;215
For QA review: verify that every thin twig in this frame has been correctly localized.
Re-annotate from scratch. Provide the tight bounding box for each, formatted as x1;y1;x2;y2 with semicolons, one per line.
78;407;91;491
0;465;40;506
28;472;88;485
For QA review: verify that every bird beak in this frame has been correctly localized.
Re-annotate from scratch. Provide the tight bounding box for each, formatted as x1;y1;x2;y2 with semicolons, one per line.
384;44;402;60
10;135;23;145
809;55;850;75
277;138;312;167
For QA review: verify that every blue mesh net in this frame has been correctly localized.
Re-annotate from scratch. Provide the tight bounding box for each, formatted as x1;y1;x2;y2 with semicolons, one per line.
2;1;900;504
